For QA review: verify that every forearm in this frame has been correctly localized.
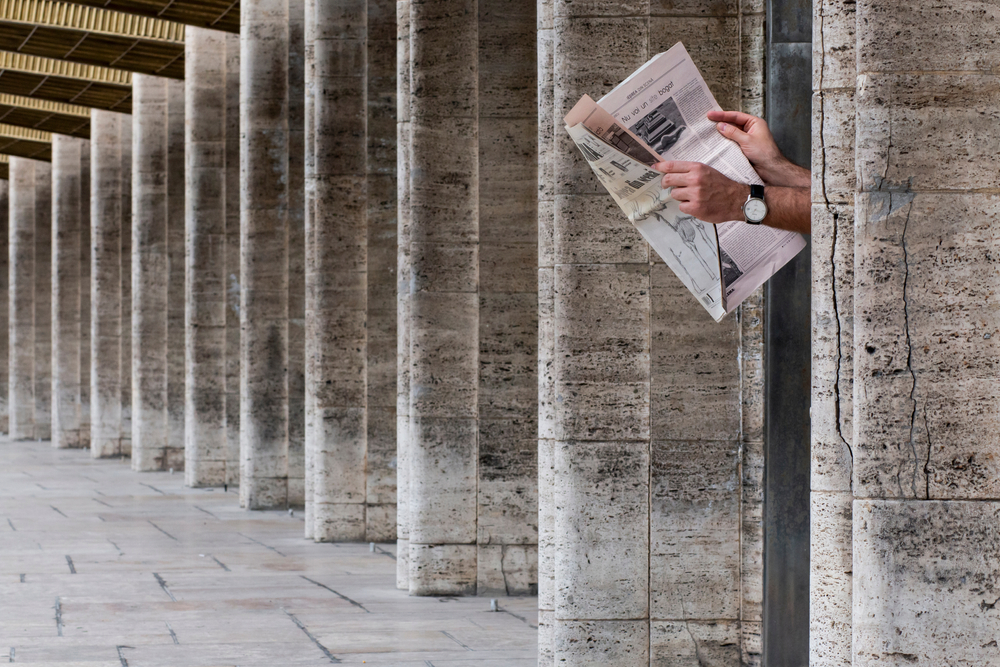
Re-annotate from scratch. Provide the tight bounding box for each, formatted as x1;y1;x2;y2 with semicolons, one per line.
760;186;810;234
757;160;811;189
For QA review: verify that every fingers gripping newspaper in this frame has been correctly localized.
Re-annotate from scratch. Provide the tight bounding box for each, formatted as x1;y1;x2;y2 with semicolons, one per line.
564;42;806;322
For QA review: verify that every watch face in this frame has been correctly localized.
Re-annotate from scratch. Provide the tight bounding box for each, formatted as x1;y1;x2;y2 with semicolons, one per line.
744;198;768;222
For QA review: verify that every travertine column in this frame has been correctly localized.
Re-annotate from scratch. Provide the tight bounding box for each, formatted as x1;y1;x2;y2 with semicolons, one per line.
303;0;316;538
119;120;132;453
308;0;370;542
241;0;290;509
536;0;555;657
167;80;186;464
9;158;35;440
185;27;229;486
407;0;479;596
224;33;241;487
476;0;538;597
810;0;855;663
34;162;52;441
52;136;85;448
365;0;398;545
850;3;1000;665
0;180;7;434
549;3;765;663
90;110;124;458
394;0;412;587
80;141;91;446
288;0;307;507
130;74;170;471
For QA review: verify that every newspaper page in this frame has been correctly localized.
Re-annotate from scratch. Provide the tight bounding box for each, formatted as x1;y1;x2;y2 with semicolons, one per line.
596;42;806;313
565;97;726;320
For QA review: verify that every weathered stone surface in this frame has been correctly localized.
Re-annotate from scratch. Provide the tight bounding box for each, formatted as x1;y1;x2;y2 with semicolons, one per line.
166;79;185;469
33;161;52;441
9;158;36;440
90;111;125;458
0;181;7;434
650;620;741;666
119;118;132;455
810;491;852;667
813;0;855;91
854;500;1000;667
185;29;229;486
811;89;855;206
302;0;316;541
240;0;291;509
551;620;648;667
224;33;241;488
52;137;85;449
130;74;170;472
79;140;91;447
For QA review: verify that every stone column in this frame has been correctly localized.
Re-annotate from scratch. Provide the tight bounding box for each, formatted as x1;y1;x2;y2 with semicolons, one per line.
119;116;132;454
810;0;855;663
288;0;307;508
80;141;91;447
850;3;1000;665
394;0;411;588
90;110;124;458
365;0;398;543
475;0;538;597
34;161;52;441
8;157;35;440
224;33;241;486
241;0;290;509
308;0;369;541
52;136;84;448
130;74;170;471
185;27;229;486
407;0;479;596
303;0;316;539
0;180;7;434
167;79;186;465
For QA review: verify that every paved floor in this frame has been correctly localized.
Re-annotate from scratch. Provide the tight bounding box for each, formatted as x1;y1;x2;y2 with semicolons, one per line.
0;438;537;666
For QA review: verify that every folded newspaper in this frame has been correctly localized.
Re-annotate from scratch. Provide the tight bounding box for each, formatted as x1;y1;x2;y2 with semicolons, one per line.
564;42;806;322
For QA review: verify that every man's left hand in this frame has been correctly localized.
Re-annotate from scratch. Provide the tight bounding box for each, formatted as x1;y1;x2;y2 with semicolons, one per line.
652;161;748;224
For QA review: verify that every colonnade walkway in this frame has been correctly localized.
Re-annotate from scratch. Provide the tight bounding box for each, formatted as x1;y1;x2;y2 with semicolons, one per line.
0;438;537;666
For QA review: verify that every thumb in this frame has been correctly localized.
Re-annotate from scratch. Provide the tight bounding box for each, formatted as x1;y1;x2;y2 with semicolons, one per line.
717;122;749;145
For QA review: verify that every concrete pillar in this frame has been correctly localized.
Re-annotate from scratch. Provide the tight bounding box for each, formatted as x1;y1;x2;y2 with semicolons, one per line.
406;0;480;596
80;141;91;447
0;180;7;434
548;4;765;663
365;0;398;544
167;80;186;464
288;0;306;507
810;0;855;662
185;27;229;486
9;157;35;440
119;119;132;453
307;0;369;541
90;110;124;458
303;0;316;539
52;136;85;448
475;0;538;598
240;0;290;509
224;33;241;487
849;3;1000;664
536;0;555;657
34;161;51;441
131;74;170;471
394;0;411;589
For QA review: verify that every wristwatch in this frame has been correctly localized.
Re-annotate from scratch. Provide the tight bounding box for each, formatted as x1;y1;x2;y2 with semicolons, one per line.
743;184;767;225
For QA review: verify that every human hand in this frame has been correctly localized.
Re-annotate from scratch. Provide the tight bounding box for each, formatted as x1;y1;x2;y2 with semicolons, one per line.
708;110;810;188
653;161;749;224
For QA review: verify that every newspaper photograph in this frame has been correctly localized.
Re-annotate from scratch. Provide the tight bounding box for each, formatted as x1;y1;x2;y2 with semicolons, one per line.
564;42;806;321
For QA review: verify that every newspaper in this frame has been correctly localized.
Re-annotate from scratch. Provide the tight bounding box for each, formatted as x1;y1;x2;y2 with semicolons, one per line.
564;42;806;322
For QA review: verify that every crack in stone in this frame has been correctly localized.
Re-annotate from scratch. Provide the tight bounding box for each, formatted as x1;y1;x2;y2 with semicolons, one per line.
830;209;854;471
899;194;922;499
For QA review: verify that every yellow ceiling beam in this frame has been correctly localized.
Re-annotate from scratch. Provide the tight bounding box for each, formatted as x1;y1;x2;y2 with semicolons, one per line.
0;0;184;43
0;121;50;142
0;50;131;84
0;92;90;118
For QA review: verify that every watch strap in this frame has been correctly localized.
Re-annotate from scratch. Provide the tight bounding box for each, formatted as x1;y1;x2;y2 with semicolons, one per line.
750;184;764;200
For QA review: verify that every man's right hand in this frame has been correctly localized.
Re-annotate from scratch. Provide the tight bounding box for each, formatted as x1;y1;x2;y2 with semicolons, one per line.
708;110;810;189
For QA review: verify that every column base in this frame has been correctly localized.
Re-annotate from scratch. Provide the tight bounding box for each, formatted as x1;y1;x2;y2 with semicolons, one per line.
408;543;477;596
313;503;366;542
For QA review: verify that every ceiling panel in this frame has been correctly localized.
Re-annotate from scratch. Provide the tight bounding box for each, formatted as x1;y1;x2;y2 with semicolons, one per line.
59;0;238;33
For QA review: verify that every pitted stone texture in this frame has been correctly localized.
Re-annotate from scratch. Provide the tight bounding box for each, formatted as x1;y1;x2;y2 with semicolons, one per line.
130;74;170;472
33;162;52;441
302;0;317;540
811;89;855;206
224;33;241;487
854;500;1000;667
119;119;132;454
813;0;855;91
185;29;229;486
810;492;852;667
477;544;538;598
52;137;86;449
650;621;741;665
166;79;185;469
551;620;648;667
409;543;478;597
0;182;7;434
90;111;125;458
79;141;92;447
855;193;1000;500
240;0;291;510
8;158;36;440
